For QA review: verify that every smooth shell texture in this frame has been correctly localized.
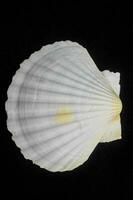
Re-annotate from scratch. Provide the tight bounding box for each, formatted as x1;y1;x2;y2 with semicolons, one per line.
5;41;122;172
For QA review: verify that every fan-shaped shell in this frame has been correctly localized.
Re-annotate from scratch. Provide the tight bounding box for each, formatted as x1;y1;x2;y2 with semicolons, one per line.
5;41;122;172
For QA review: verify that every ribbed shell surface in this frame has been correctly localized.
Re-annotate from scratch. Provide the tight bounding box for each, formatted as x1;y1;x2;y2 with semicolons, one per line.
5;41;122;172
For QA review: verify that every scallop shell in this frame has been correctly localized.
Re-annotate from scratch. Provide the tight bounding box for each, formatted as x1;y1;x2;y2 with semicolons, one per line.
5;41;122;172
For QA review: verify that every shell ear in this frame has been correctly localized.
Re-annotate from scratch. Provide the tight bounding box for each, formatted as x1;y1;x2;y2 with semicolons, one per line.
102;70;120;96
100;70;121;143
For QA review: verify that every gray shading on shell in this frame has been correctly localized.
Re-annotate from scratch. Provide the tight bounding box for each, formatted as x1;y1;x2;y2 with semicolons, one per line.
5;41;122;172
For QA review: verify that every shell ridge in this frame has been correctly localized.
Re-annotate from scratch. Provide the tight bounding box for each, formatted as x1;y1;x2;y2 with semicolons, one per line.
17;85;116;104
19;55;115;98
20;111;114;153
29;46;112;96
14;74;113;101
23;64;114;99
55;58;113;95
65;55;113;93
20;70;114;100
34;128;87;164
16;111;113;141
48;121;107;171
48;135;90;171
18;83;115;103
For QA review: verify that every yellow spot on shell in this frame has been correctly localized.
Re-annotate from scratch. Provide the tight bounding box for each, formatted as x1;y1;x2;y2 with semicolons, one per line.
112;114;120;121
55;106;74;124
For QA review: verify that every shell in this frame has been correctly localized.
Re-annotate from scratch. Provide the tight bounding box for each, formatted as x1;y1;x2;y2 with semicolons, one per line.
5;41;122;172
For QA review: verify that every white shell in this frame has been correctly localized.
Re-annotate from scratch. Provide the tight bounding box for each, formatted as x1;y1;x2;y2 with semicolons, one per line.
5;41;122;172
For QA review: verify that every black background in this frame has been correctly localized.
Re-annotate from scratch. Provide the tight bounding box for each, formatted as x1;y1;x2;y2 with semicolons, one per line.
1;1;133;199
